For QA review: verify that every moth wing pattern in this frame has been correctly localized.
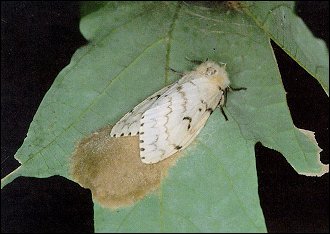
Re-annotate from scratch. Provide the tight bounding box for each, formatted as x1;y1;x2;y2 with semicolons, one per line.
110;85;172;137
139;77;223;164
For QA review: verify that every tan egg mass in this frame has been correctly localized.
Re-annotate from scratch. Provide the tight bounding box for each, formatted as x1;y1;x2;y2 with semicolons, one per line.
70;125;180;209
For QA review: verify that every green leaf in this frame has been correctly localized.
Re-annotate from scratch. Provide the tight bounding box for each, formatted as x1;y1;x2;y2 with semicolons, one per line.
1;1;328;232
242;1;329;95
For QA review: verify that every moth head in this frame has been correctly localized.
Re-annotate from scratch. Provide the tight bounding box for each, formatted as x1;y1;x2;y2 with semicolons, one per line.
196;60;230;90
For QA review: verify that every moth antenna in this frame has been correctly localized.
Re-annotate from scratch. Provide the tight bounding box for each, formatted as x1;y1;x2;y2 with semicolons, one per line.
169;67;184;76
185;56;204;65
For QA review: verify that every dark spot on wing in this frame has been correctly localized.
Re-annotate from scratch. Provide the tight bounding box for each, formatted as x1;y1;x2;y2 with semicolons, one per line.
201;100;209;110
199;108;202;112
113;134;116;137
206;108;213;114
140;132;144;135
120;133;124;136
128;132;131;136
140;140;144;143
175;145;182;150
189;80;197;86
183;117;192;130
183;116;192;122
141;156;145;159
140;123;144;126
140;148;145;151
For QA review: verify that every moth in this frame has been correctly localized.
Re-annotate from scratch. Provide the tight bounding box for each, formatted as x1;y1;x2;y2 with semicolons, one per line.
110;60;245;164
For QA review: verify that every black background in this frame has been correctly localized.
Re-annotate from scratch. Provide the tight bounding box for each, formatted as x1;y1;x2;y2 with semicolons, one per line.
1;1;328;233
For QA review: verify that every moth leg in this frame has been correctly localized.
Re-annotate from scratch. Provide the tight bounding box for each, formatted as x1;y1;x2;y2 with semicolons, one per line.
229;85;247;91
220;106;228;121
223;88;228;107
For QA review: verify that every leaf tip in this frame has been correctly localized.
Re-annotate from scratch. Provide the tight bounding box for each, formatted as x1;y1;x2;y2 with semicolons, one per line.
297;128;328;177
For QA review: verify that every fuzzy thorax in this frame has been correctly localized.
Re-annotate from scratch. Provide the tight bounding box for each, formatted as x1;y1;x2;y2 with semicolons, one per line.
195;61;230;90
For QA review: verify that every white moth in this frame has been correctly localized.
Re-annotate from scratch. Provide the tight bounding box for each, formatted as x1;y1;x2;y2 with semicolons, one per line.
111;61;232;164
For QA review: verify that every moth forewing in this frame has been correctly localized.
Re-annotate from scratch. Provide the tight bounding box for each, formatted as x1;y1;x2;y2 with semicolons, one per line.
110;61;231;164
